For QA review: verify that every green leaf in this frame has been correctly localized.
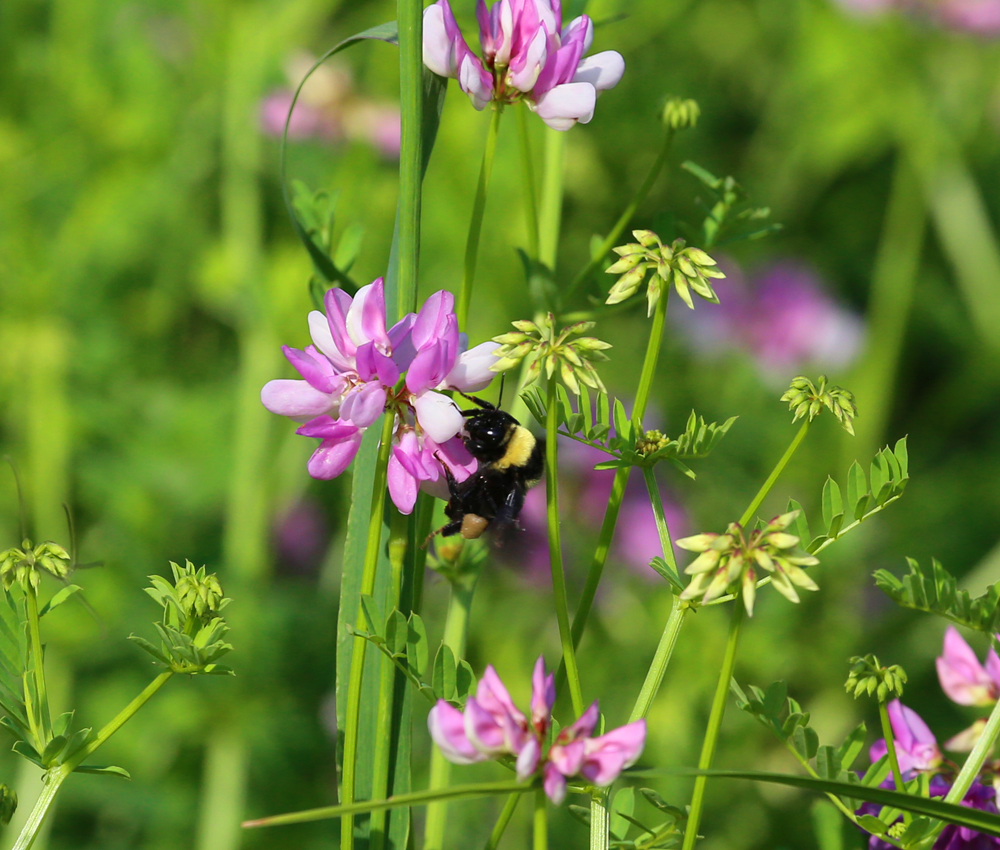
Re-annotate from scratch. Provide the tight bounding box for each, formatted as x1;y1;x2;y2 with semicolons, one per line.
894;437;909;479
846;463;866;516
613;398;630;441
407;613;429;676
762;681;787;719
628;769;1000;837
0;588;25;702
610;786;636;840
791;726;819;761
856;814;889;835
836;723;867;770
455;659;475;703
73;764;131;779
39;584;82;617
41;735;67;766
821;478;842;531
12;740;42;767
384;609;408;656
787;500;811;548
597;392;611;428
648;558;684;593
359;594;382;636
815;746;841;780
432;644;457;702
334;223;365;273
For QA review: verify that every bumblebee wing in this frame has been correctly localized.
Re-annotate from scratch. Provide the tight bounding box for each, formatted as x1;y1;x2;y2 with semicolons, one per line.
490;484;526;535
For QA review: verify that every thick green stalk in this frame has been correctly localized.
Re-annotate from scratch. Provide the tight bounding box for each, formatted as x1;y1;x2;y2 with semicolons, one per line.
547;377;584;717
681;420;813;850
533;789;548;850
538;129;564;270
561;288;671;694
12;670;173;850
681;602;746;850
10;773;62;850
457;105;504;329
878;701;906;794
397;0;424;316
484;792;522;850
424;577;478;850
341;413;397;850
517;105;540;259
943;690;1000;806
590;789;610;850
566;129;675;301
369;512;408;850
24;586;50;742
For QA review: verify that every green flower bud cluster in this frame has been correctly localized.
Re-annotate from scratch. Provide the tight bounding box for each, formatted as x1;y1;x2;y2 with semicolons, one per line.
845;654;907;702
491;314;611;395
0;784;15;826
131;560;233;675
677;511;819;616
635;429;670;458
662;97;700;131
780;375;858;436
0;540;71;592
605;230;724;316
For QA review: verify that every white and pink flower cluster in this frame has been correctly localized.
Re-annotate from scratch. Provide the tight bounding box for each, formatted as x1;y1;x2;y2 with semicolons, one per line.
423;0;625;130
429;657;646;803
261;278;499;513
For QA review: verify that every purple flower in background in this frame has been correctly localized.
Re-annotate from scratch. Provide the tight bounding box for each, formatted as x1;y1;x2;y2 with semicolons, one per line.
428;657;645;803
831;0;1000;35
273;497;330;576
869;700;943;774
259;53;402;158
937;626;1000;706
423;0;625;130
679;261;864;379
261;279;498;514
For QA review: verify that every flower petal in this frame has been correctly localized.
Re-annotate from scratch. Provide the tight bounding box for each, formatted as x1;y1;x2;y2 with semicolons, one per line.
261;380;337;420
322;289;358;359
530;656;556;729
429;700;486;764
423;0;462;78
543;762;567;805
532;81;596;131
412;290;457;351
340;382;388;428
458;52;494;110
515;735;541;781
305;431;363;479
581;719;647;786
937;626;996;706
464;697;508;755
443;340;500;392
572;50;625;93
414;390;464;443
388;453;419;515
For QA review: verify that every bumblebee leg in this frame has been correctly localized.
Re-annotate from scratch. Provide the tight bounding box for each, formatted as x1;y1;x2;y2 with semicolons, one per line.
423;519;463;548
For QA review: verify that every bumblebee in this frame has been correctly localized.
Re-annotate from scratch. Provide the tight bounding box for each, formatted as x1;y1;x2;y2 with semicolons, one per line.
430;394;545;542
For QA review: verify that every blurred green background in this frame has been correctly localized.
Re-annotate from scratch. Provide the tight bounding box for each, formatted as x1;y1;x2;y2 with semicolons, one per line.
2;0;1000;847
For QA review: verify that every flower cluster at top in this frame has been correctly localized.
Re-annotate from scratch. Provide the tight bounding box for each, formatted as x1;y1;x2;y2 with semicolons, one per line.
0;540;71;592
429;657;646;804
860;627;1000;850
260;279;499;514
423;0;625;130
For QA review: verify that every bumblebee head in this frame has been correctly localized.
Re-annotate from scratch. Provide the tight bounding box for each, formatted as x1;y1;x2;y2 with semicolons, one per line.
461;408;519;461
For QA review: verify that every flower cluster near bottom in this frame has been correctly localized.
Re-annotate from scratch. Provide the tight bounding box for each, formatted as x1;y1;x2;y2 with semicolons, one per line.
428;657;646;804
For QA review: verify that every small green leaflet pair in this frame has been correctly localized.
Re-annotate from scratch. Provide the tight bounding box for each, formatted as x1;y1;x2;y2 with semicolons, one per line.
521;385;736;479
568;787;687;849
347;595;476;708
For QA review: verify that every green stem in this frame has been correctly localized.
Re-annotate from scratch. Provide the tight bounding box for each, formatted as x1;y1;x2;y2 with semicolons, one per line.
457;104;503;329
681;420;813;850
424;577;478;850
341;413;396;850
517;104;540;259
642;467;677;575
878;700;906;795
943;689;1000;806
566;129;675;302
369;512;408;850
547;377;584;718
590;789;610;850
559;289;671;692
484;792;522;850
533;789;548;850
244;779;532;829
739;420;810;528
396;0;424;317
538;129;564;270
10;772;63;850
681;602;746;850
24;585;50;742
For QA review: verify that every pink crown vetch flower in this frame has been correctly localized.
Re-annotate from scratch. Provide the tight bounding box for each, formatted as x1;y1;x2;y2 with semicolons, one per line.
423;0;625;131
936;626;1000;707
427;657;646;803
261;278;499;514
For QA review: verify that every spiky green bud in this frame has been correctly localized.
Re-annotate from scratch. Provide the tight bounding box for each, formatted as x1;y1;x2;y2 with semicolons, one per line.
662;98;700;131
845;654;907;701
781;375;858;436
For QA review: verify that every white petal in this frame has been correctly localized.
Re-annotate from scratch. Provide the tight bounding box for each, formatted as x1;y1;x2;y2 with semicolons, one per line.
345;282;374;346
458;54;492;110
423;3;456;77
442;341;500;392
414;391;465;443
572;51;624;93
532;82;595;130
508;27;547;92
261;380;337;421
308;311;353;372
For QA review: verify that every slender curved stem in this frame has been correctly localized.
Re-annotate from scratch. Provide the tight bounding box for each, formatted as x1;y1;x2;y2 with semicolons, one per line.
397;0;424;317
24;586;50;742
565;129;675;303
424;578;478;849
739;420;810;527
533;789;548;850
517;105;540;260
942;690;1000;804
538;129;564;270
681;602;746;850
590;789;610;850
457;105;503;329
341;413;396;850
484;792;523;850
879;700;906;795
547;377;584;717
10;772;63;850
558;290;671;694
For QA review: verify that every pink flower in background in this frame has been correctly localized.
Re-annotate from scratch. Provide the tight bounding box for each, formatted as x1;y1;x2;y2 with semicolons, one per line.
428;657;645;803
831;0;1000;34
869;700;943;774
679;260;864;379
423;0;625;130
259;53;402;158
261;279;498;514
937;626;1000;706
